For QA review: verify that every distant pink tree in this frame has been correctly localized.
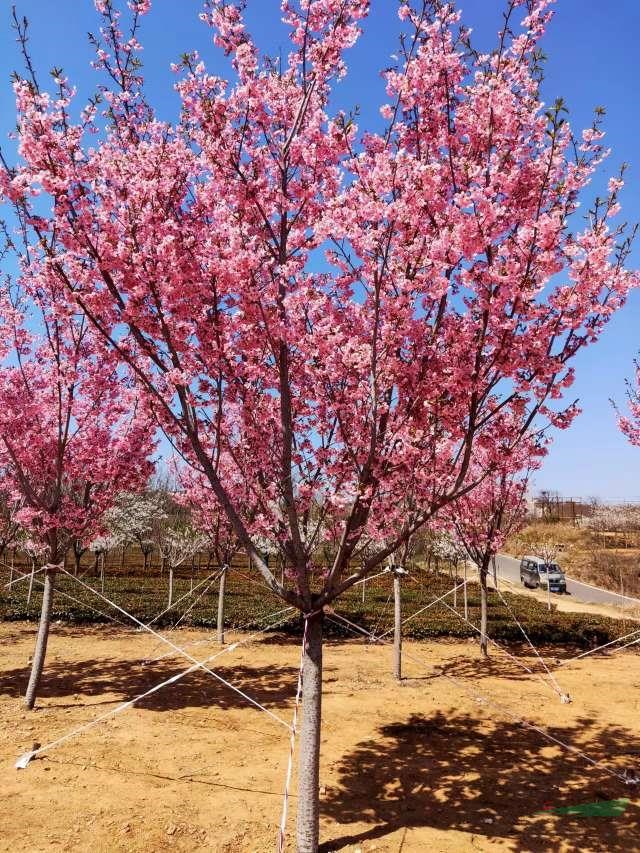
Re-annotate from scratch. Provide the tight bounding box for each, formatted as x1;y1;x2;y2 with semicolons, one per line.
1;1;637;845
0;280;154;708
446;438;538;656
618;361;640;446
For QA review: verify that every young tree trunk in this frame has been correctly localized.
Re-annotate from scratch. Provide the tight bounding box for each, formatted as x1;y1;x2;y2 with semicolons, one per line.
100;553;105;594
25;565;56;709
361;576;366;604
453;562;458;609
296;609;323;853
480;563;489;658
26;558;36;607
93;551;99;577
120;545;126;570
168;563;174;609
492;554;498;590
393;571;402;681
217;563;227;645
463;560;468;622
74;550;81;577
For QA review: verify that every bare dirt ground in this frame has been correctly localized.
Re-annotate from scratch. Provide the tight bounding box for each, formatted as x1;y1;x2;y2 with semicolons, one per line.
1;621;640;853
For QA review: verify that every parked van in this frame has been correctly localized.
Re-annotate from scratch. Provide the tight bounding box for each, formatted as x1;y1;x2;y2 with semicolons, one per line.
520;555;567;593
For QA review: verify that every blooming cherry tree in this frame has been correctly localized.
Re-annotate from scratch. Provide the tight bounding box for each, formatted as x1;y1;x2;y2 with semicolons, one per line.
447;445;535;655
0;281;154;708
618;362;640;447
1;0;637;845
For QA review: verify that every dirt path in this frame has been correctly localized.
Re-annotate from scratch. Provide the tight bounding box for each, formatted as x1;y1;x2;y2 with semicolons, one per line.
1;621;639;852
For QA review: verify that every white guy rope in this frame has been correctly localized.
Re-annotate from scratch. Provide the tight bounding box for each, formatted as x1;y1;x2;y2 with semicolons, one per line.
16;611;295;770
277;615;308;853
557;627;640;667
145;605;296;665
493;584;570;703
2;564;46;590
376;578;469;641
145;567;224;628
142;569;224;661
324;610;640;787
4;565;131;629
370;588;393;641
352;568;392;588
437;597;566;700
58;567;291;730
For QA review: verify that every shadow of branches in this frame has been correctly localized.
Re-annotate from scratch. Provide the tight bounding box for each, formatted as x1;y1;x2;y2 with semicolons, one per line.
321;711;640;852
0;641;298;713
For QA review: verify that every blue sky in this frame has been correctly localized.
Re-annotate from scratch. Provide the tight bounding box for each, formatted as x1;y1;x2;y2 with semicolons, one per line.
1;0;639;500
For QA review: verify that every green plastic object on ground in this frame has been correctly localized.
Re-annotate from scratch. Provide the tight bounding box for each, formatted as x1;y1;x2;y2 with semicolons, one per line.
537;799;629;818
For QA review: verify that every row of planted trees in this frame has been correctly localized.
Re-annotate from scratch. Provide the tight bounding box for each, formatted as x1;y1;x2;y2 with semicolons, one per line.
1;0;639;850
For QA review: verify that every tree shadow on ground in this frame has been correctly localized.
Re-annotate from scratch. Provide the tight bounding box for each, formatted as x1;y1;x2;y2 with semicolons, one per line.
434;652;563;685
0;640;299;713
321;711;640;853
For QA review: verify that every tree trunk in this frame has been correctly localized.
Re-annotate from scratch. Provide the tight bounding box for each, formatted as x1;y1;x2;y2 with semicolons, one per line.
463;561;468;622
492;554;498;590
26;558;36;607
120;545;126;570
74;550;81;577
361;577;366;604
480;564;489;658
25;566;56;709
217;564;227;644
100;553;105;594
393;571;402;681
168;563;174;609
453;562;458;609
93;552;99;577
296;609;323;853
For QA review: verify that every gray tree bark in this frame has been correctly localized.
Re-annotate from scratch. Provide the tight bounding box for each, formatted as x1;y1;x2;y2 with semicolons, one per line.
26;558;36;607
296;609;323;853
480;564;489;658
25;566;56;709
463;561;468;621
393;571;402;681
217;564;227;644
168;563;174;609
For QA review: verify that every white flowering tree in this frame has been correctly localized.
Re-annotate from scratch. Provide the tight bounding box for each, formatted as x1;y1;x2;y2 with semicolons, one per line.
104;491;168;571
155;523;209;610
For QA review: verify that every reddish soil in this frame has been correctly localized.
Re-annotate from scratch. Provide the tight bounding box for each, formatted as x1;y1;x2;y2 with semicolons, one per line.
1;621;639;852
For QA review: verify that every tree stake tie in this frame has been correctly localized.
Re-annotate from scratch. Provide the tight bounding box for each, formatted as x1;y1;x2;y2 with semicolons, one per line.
277;612;311;852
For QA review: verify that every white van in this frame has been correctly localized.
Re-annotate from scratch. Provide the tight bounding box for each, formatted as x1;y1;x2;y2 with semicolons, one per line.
520;555;567;593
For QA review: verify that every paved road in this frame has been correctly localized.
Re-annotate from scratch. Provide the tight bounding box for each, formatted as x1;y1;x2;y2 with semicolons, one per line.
495;554;640;609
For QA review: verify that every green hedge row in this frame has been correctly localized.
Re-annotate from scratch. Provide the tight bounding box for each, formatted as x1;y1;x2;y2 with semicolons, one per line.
0;567;627;649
